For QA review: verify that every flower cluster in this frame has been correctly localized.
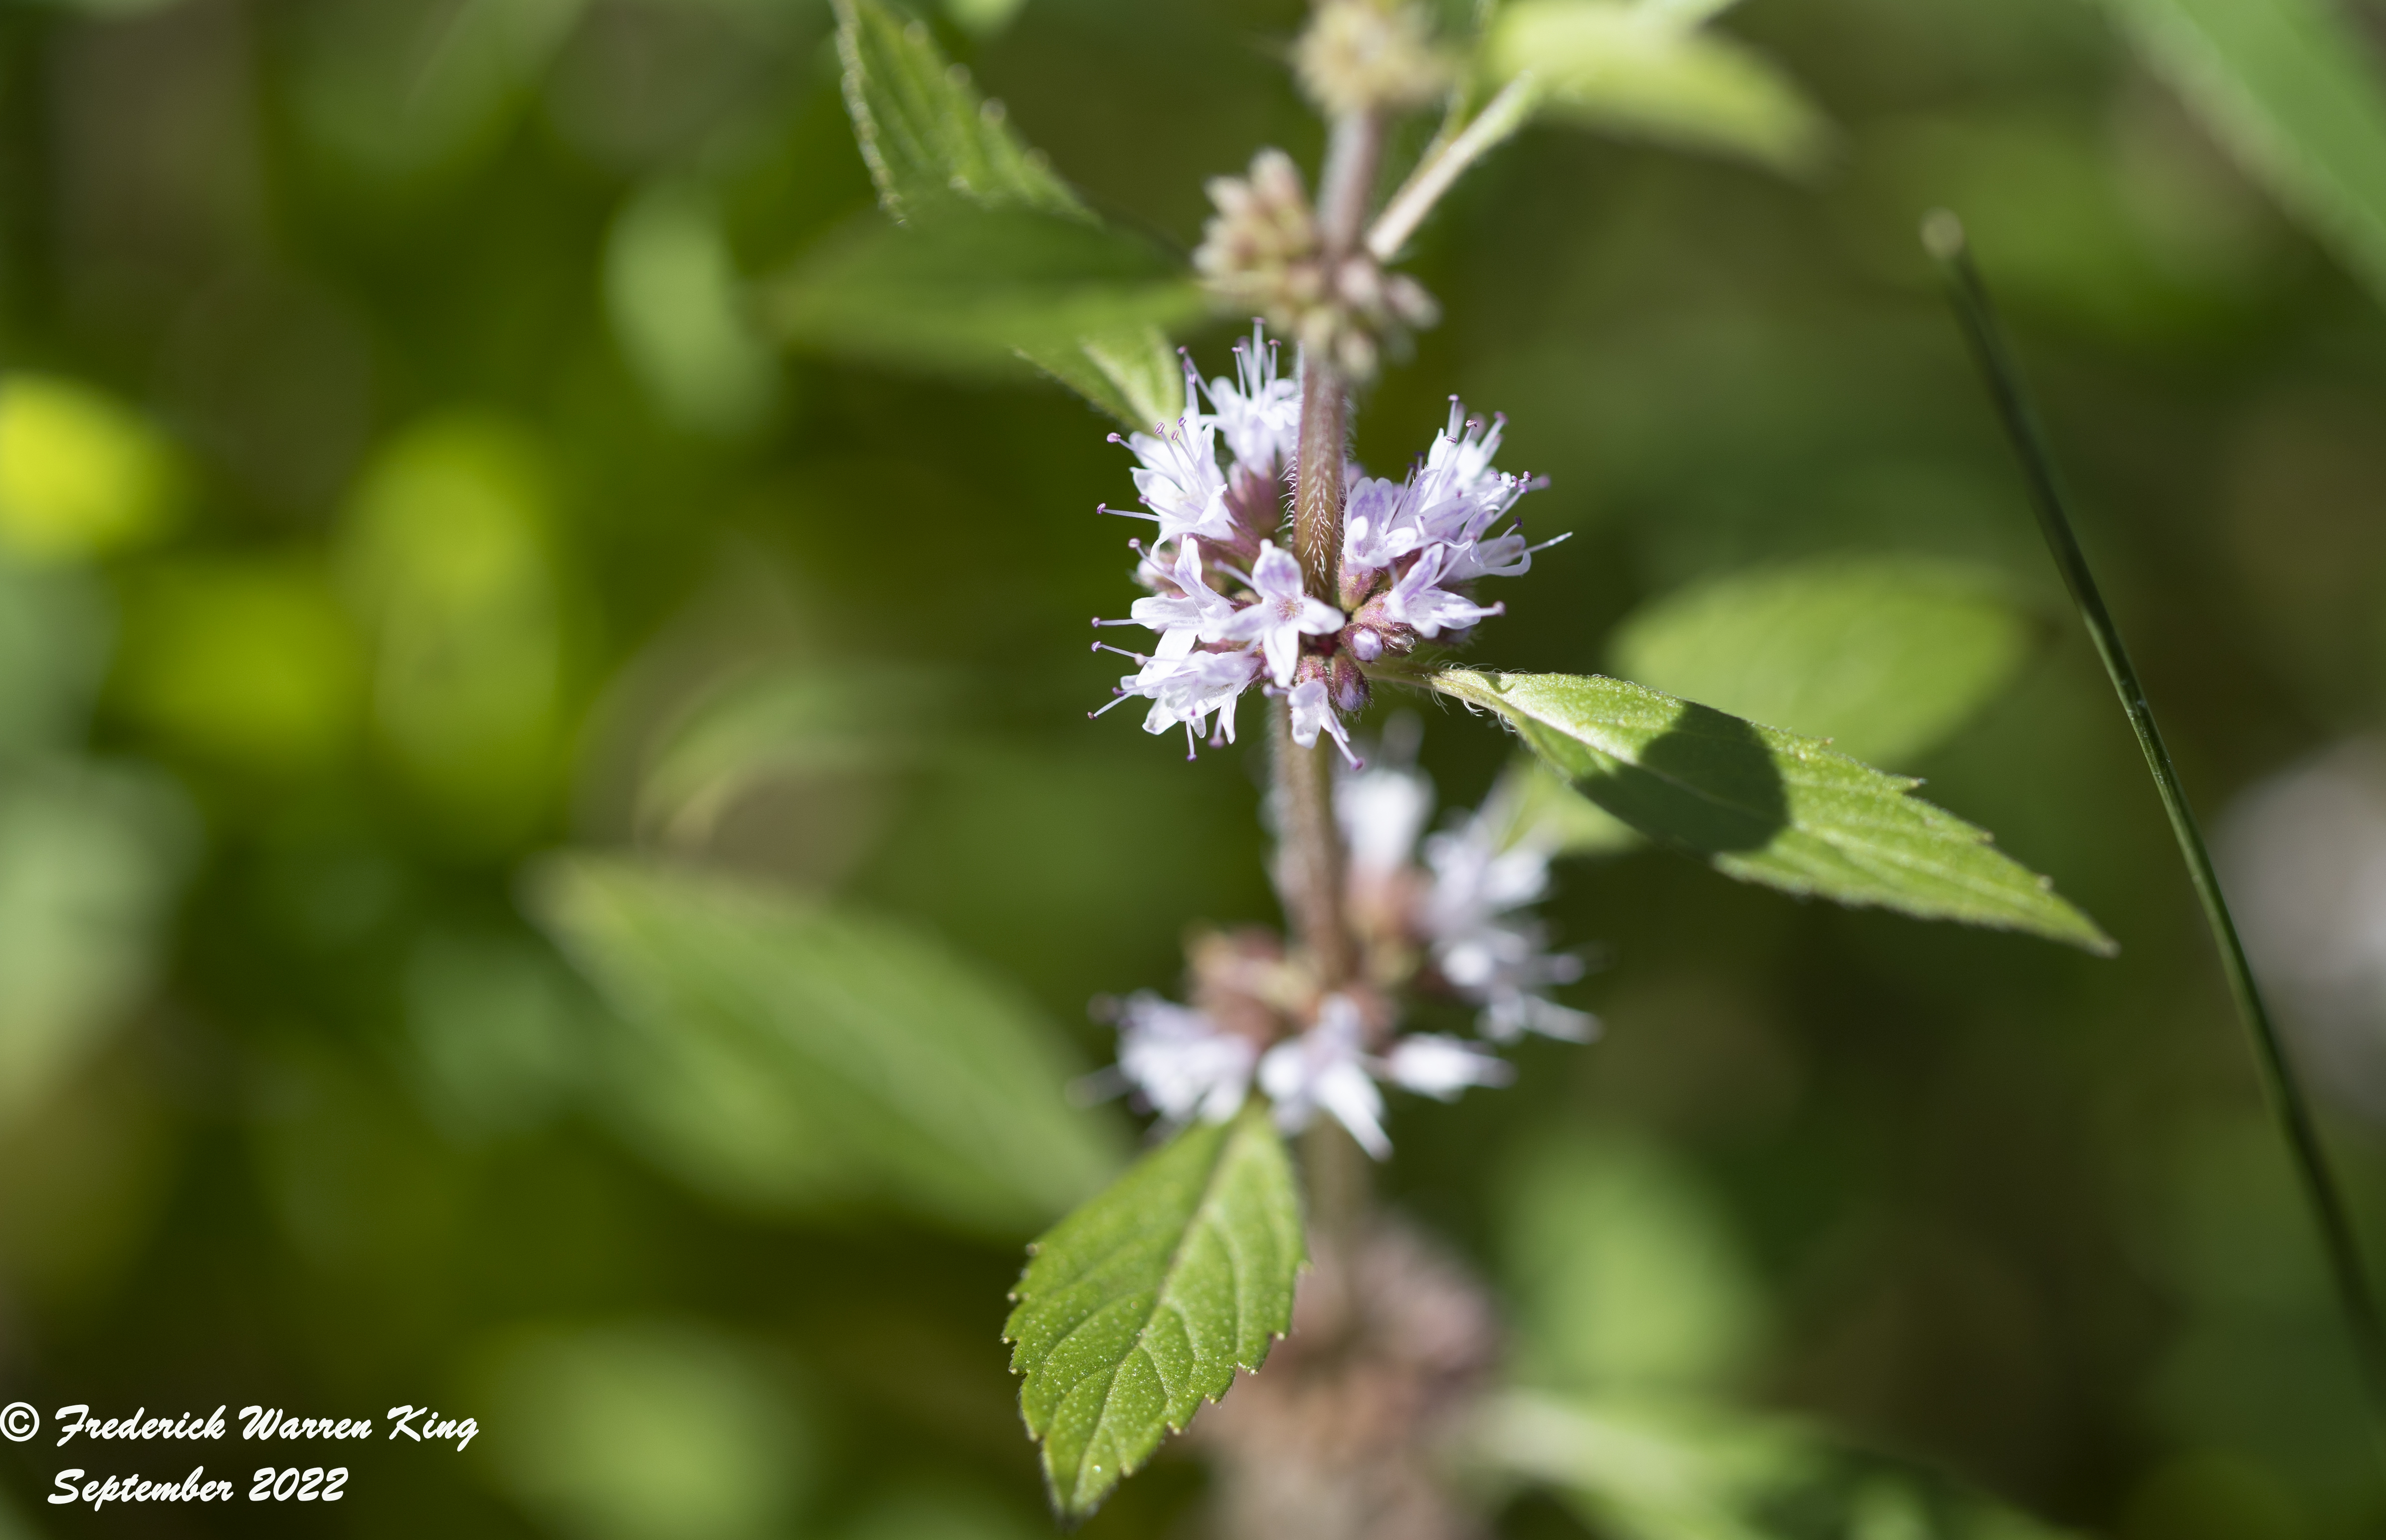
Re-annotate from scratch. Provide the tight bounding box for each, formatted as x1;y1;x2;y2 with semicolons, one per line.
1294;0;1452;120
1091;326;1558;762
1093;749;1595;1156
1194;153;1437;379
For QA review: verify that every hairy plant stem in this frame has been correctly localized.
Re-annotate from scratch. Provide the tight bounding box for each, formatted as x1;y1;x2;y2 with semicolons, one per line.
1279;109;1385;1246
1928;211;2386;1456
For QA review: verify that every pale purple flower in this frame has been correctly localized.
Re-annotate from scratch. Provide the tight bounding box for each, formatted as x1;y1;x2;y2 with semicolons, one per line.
1288;677;1359;767
1219;541;1343;686
1384;545;1503;638
1092;646;1261;758
1206;324;1300;474
1423;811;1595;1043
1258;993;1390;1157
1128;538;1237;659
1111;412;1234;548
1383;1034;1515;1099
1115;992;1256;1124
1342;476;1427;574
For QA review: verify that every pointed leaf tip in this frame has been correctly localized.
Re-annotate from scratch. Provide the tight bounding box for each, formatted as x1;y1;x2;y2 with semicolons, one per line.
1005;1103;1304;1519
1427;669;2114;953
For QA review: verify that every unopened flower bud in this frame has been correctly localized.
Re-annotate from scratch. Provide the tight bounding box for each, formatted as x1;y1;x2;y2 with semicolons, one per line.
1347;624;1385;662
1193;147;1438;384
1329;651;1371;714
1295;0;1451;120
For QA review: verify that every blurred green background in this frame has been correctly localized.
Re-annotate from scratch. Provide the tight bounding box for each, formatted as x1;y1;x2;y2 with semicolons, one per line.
2;0;2386;1535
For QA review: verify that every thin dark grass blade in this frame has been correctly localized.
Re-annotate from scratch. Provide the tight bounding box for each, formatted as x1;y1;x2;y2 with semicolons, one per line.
1924;209;2386;1451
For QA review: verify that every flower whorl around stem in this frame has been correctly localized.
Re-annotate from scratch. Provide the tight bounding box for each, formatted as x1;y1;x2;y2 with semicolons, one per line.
1086;732;1593;1158
1195;151;1437;380
1088;328;1562;764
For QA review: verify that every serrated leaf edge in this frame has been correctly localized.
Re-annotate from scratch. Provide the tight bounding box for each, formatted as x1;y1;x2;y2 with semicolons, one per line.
1002;1106;1304;1518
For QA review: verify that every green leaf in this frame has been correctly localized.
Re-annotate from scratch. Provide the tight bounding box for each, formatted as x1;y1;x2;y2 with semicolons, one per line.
528;854;1124;1237
1014;324;1187;431
0;761;197;1128
2096;0;2386;307
1608;555;2034;768
825;0;1201;425
1004;1103;1304;1520
1425;669;2113;952
0;375;183;564
769;206;1206;391
835;0;1082;223
1476;1390;2081;1540
1482;756;1644;858
1484;0;1831;176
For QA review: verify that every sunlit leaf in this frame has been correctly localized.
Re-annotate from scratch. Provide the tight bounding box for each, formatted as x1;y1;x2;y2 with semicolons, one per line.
113;557;368;773
1426;669;2112;951
1609;555;2034;768
1477;1390;2080;1540
835;0;1081;223
0;376;181;564
472;1320;810;1540
0;762;197;1127
605;181;781;437
528;855;1123;1236
1004;1102;1303;1519
769;205;1205;385
1484;0;1831;176
2098;0;2386;306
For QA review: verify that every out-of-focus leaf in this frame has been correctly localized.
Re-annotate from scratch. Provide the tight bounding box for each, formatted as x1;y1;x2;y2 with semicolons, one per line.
1015;323;1186;431
292;0;586;182
1004;1102;1302;1520
1426;670;2112;951
1484;0;1831;176
340;414;570;838
835;0;1081;223
0;376;181;564
1608;555;2034;768
605;181;781;437
1476;1390;2080;1540
769;206;1205;384
402;932;584;1143
0;555;112;759
2098;0;2386;306
473;1320;809;1540
528;854;1123;1235
1502;1132;1765;1395
0;762;196;1127
1482;756;1644;857
634;661;943;846
113;558;367;773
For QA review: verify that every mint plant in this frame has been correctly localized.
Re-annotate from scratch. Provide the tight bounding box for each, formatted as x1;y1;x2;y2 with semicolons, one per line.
813;0;2112;1529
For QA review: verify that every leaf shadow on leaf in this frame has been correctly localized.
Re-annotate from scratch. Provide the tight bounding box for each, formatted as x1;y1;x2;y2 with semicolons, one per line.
1563;700;1790;856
